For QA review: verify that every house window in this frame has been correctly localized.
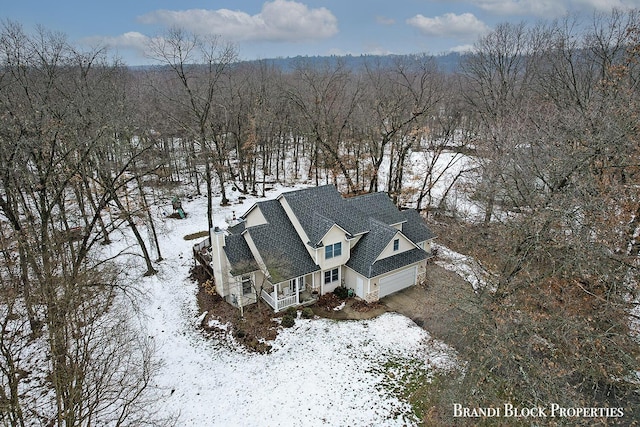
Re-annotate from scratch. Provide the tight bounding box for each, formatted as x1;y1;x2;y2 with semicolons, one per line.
325;242;342;259
324;268;339;284
393;238;399;251
241;276;252;294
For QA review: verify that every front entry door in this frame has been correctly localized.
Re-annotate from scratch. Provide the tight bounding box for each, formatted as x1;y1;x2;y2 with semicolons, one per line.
289;277;301;295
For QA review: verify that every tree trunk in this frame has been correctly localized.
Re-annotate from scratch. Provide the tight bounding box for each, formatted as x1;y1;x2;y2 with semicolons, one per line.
112;192;157;276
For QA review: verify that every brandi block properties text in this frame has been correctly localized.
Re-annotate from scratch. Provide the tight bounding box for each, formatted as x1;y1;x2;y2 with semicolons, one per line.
453;403;624;419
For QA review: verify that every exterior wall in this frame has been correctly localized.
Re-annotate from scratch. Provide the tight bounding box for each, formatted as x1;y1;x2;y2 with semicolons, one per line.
226;272;258;307
309;271;321;293
416;259;428;283
344;267;367;297
415;240;435;254
244;205;267;227
209;228;231;298
318;225;349;270
310;268;343;295
343;267;359;291
377;233;416;261
322;269;343;294
252;269;269;293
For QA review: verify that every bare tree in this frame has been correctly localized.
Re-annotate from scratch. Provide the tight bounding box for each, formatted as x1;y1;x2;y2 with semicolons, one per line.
432;13;640;423
358;56;443;200
0;22;163;425
147;28;237;229
461;22;535;223
285;58;362;192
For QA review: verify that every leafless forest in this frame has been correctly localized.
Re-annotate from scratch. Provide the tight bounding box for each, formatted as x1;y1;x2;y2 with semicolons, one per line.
1;9;640;426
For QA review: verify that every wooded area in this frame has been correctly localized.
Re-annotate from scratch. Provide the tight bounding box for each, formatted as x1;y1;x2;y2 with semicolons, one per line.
1;9;640;425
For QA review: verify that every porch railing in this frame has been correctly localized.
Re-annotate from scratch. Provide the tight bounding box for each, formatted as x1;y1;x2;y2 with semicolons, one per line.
261;289;276;309
279;294;297;310
261;289;298;312
193;237;210;252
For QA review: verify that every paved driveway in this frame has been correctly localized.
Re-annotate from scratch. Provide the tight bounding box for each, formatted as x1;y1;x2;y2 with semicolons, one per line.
381;263;479;351
313;263;479;352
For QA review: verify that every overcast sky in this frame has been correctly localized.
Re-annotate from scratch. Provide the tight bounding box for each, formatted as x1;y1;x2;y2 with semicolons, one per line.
4;0;640;64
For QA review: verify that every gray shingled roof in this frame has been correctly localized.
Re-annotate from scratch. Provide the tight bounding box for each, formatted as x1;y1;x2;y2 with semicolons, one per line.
310;211;337;246
347;192;406;226
280;185;368;246
227;220;246;235
227;185;436;284
346;219;399;277
245;199;319;283
223;233;259;276
368;248;430;278
400;209;436;244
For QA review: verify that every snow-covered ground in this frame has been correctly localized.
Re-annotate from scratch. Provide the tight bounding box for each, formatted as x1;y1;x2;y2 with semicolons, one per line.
433;244;493;292
132;186;458;426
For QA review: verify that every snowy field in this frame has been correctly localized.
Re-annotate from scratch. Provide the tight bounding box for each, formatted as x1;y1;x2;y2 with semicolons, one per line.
129;186;458;426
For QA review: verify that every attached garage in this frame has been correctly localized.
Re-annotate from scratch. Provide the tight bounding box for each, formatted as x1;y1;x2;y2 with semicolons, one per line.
378;266;417;298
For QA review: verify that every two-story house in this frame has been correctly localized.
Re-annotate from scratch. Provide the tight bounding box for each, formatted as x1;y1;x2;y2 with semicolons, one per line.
202;185;435;312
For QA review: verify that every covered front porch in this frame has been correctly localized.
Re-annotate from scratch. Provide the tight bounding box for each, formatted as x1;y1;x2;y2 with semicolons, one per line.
260;274;317;312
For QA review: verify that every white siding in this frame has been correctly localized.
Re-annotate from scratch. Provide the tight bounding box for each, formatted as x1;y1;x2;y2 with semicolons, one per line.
343;267;378;301
244;205;267;227
377;233;416;261
318;225;349;270
322;267;342;294
209;229;232;298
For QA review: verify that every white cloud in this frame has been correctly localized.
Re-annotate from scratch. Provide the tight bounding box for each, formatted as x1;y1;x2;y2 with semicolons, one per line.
138;0;338;43
466;0;640;17
365;45;394;55
407;13;490;39
82;32;150;54
438;0;640;21
468;0;566;17
571;0;640;12
376;16;396;26
450;44;475;53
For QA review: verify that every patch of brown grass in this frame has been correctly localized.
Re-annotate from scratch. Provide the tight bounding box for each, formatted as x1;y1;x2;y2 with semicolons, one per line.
184;230;209;240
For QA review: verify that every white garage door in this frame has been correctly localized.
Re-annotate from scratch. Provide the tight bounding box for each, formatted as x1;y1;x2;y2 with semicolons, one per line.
379;266;416;298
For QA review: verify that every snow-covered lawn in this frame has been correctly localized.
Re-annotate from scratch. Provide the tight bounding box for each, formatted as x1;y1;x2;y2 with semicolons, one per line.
135;187;458;426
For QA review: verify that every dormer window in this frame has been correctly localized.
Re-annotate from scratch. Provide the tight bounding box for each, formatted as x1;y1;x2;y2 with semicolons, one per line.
325;242;342;259
393;238;399;251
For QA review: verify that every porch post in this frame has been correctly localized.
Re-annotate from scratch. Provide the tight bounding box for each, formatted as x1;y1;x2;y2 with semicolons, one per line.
274;283;278;312
295;277;300;305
